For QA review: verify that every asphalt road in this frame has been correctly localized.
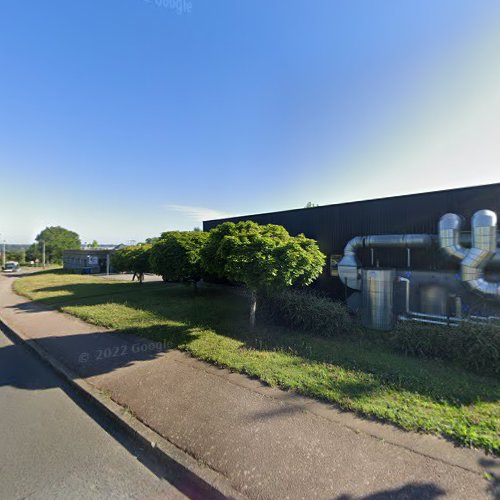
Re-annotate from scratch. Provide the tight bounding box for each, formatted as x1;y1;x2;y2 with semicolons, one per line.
0;325;186;500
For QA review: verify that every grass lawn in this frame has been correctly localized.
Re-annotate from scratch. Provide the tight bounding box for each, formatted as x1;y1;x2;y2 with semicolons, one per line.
14;270;500;455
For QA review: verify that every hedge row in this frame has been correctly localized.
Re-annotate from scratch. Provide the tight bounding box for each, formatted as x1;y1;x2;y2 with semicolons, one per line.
387;320;500;376
260;287;355;337
260;287;500;376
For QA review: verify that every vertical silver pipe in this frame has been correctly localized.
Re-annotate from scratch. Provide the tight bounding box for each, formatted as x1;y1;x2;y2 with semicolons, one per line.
398;276;410;314
455;296;462;319
438;213;467;260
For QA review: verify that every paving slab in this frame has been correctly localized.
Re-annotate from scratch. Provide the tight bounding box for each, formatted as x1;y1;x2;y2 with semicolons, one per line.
1;273;498;499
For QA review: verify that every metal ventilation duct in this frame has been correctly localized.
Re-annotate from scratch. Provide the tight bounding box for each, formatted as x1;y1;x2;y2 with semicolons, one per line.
338;234;434;290
438;213;467;260
439;210;500;299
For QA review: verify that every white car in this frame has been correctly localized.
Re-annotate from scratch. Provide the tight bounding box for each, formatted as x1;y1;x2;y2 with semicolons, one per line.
3;261;20;272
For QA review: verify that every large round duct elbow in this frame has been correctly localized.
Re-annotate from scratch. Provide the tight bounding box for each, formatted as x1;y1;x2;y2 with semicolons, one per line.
338;254;362;290
344;236;364;255
438;213;467;260
461;209;500;299
467;279;500;297
472;209;497;253
338;237;364;290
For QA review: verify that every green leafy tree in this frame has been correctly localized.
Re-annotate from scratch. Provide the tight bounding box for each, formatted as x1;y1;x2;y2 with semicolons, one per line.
6;250;25;263
35;226;81;263
201;221;326;327
150;231;209;286
89;240;99;248
110;248;130;273
111;245;152;283
149;231;180;282
199;222;238;278
25;243;39;262
129;245;152;283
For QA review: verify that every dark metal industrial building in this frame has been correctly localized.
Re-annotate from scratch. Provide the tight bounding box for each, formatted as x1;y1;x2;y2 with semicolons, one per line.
204;183;500;326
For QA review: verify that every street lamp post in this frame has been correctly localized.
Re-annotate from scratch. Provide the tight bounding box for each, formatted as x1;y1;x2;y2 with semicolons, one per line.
41;240;46;269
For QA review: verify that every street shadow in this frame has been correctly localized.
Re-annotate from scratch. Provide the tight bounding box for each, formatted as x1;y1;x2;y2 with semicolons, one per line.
7;300;54;313
7;280;500;407
0;327;195;391
249;404;306;421
335;482;446;499
0;322;228;499
479;457;500;499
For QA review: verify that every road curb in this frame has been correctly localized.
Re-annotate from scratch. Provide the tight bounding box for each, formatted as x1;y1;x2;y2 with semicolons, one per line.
0;315;245;500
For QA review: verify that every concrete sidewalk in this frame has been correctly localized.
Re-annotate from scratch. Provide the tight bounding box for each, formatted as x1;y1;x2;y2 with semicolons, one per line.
1;274;498;499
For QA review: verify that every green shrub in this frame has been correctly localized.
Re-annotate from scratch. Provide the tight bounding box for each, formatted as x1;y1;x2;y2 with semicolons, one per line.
388;320;500;376
261;288;500;376
150;231;209;284
260;288;354;337
111;245;152;282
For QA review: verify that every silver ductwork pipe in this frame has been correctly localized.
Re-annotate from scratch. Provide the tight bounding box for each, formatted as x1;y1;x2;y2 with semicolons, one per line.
439;210;500;299
459;233;500;247
438;213;467;260
338;209;500;329
338;234;434;290
364;234;435;248
337;236;363;290
438;212;500;267
438;213;500;264
340;210;500;295
397;276;500;325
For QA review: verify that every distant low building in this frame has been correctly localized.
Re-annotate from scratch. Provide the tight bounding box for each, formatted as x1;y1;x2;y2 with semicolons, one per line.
62;248;117;274
81;243;124;251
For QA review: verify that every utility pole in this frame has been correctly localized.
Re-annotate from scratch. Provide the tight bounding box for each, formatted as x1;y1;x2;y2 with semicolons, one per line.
2;239;5;268
41;240;46;269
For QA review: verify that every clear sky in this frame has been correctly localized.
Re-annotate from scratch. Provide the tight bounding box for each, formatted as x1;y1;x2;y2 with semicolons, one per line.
1;0;499;244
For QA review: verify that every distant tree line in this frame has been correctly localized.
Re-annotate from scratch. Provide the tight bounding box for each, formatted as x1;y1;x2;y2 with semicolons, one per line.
13;226;82;264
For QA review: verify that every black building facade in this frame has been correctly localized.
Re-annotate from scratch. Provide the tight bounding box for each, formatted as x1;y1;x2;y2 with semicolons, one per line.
203;183;500;296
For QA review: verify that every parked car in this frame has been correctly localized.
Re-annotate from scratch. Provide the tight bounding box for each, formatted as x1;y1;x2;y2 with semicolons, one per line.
3;261;21;272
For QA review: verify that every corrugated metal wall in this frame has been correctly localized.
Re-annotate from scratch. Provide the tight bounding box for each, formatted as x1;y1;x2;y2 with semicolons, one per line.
203;183;500;293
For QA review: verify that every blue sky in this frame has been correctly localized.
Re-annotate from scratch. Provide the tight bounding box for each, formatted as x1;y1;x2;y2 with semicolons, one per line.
1;0;499;243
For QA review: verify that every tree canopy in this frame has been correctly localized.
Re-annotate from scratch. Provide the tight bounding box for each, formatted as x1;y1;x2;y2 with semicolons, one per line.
35;226;81;263
150;231;209;284
199;222;238;278
200;221;325;326
111;245;152;283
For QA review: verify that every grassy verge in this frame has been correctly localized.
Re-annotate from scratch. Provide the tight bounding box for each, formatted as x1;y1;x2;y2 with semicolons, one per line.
14;271;500;455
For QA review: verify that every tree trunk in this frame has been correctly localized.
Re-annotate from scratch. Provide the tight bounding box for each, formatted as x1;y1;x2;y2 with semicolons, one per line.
249;289;257;329
139;272;144;284
132;272;136;281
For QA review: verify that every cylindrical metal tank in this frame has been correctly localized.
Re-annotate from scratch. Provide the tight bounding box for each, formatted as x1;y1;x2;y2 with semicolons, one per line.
361;269;395;331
